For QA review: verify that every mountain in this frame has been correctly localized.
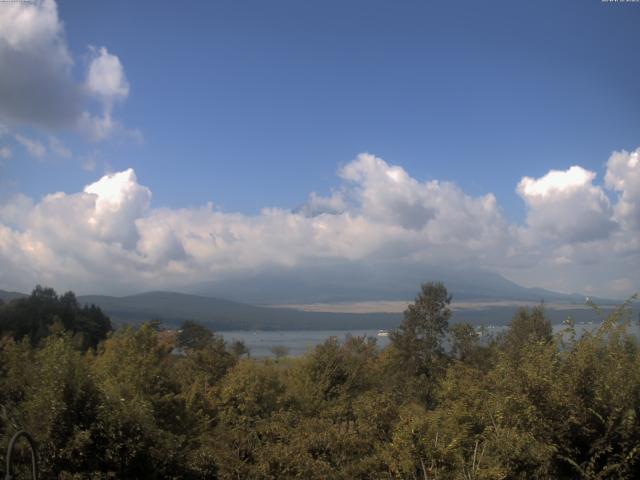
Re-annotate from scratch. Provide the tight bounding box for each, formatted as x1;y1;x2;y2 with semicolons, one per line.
3;265;623;331
76;291;621;330
77;291;401;330
188;263;591;305
0;289;27;303
2;288;624;331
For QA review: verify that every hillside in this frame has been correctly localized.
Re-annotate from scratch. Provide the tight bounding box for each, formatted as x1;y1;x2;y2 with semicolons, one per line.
77;291;402;330
0;289;27;303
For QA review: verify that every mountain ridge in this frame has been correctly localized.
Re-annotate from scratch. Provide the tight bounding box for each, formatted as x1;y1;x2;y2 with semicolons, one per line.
2;287;623;332
75;291;401;330
187;264;596;304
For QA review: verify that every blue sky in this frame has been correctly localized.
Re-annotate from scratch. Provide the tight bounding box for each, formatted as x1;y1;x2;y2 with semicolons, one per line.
0;0;639;298
6;0;639;218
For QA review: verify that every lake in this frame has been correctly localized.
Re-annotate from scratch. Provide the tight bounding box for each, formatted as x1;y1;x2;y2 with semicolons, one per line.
220;329;392;358
220;322;640;358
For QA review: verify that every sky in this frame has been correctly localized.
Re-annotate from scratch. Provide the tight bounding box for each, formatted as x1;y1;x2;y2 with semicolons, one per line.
0;0;639;299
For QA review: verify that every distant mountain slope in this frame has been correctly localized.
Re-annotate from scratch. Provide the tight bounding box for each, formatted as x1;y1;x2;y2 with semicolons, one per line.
188;263;591;304
2;289;624;331
4;265;624;331
0;289;27;303
77;291;401;330
79;291;627;331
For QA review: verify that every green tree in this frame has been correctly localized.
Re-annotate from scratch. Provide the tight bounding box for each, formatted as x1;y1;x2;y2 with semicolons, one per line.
176;320;213;351
501;305;552;354
90;323;194;478
449;322;478;362
389;282;452;403
0;286;111;349
174;329;236;417
0;331;104;478
229;339;250;359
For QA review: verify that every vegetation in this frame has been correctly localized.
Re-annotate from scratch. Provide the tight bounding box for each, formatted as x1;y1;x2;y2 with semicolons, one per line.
0;286;111;350
1;284;639;479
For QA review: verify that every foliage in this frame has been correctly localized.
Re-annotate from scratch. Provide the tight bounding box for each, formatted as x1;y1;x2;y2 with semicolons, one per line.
0;286;111;350
1;286;639;479
177;320;215;351
388;281;452;404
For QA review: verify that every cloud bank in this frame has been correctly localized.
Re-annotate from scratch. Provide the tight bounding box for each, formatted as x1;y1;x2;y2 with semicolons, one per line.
0;150;638;298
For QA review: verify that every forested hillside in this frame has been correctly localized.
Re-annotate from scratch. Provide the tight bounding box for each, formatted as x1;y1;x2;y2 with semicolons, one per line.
0;284;639;479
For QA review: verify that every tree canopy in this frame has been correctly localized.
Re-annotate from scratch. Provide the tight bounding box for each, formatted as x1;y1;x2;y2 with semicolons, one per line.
1;285;639;479
0;286;111;349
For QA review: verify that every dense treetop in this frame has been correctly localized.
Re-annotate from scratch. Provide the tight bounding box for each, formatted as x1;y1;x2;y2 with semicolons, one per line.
0;286;112;350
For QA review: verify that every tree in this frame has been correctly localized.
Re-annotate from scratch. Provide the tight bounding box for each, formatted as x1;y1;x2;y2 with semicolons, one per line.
91;323;193;478
229;339;250;359
0;286;111;349
176;320;213;350
502;305;552;354
174;329;236;415
449;323;480;361
390;282;451;377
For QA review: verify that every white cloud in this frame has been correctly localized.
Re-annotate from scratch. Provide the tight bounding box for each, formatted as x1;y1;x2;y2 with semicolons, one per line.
0;193;33;228
518;165;598;197
135;215;187;266
0;151;637;298
517;165;616;244
14;133;46;159
85;46;130;102
78;110;119;142
338;153;436;230
0;0;134;142
2;132;70;161
0;0;79;128
322;154;509;252
605;147;640;231
83;169;152;248
78;46;132;141
297;191;346;217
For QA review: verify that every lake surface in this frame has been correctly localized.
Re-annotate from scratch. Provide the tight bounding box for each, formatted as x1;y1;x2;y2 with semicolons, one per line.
220;329;390;358
220;322;640;358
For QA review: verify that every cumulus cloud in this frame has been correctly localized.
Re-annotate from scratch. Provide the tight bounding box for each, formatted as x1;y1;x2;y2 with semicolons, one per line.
0;193;33;228
79;46;132;141
0;151;638;298
605;147;640;231
517;166;616;244
338;154;436;230
0;0;133;141
85;46;130;101
0;154;509;293
296;191;346;217
0;0;80;129
83;169;152;248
